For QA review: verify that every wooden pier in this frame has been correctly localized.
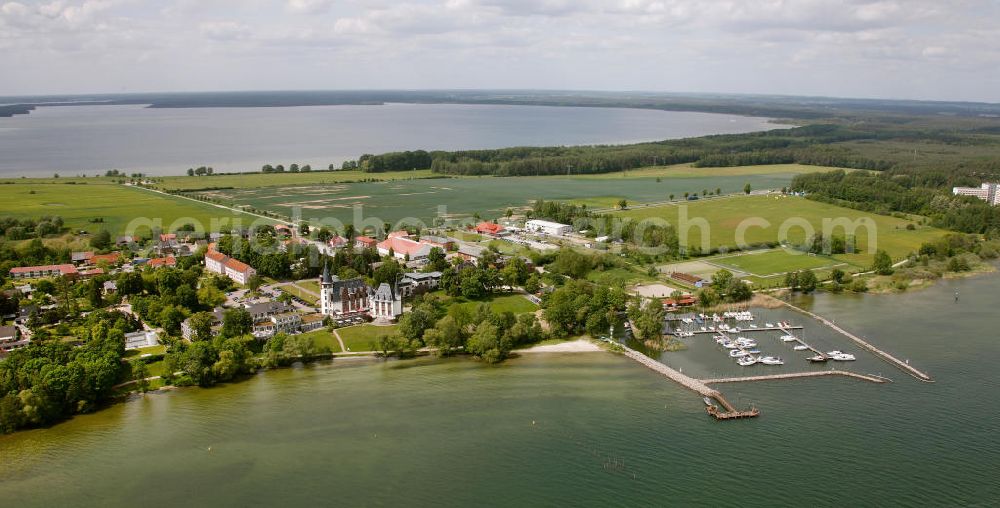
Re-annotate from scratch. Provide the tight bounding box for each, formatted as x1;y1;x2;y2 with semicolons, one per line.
620;345;758;420
701;370;891;385
678;325;803;336
769;297;934;382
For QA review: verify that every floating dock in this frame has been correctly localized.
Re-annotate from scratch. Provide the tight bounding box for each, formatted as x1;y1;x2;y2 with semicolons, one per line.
702;370;891;385
769;297;934;382
620;343;758;420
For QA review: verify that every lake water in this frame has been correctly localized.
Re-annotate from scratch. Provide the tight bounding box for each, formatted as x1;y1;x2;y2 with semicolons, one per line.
1;272;997;507
0;103;784;177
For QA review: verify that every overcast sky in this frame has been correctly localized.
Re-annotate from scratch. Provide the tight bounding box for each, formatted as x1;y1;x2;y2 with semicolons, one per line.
1;0;998;102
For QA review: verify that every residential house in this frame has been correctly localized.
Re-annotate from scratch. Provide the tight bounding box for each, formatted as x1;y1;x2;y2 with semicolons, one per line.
475;222;506;236
124;330;159;350
354;236;377;250
0;325;28;354
71;251;94;265
9;264;78;279
399;271;443;297
252;312;302;340
147;256;177;269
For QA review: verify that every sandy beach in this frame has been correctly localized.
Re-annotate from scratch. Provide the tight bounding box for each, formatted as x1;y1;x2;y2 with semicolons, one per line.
516;339;602;353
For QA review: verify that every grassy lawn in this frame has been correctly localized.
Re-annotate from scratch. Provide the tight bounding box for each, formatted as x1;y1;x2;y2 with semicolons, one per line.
712;249;845;277
0;182;266;235
616;195;944;265
451;230;485;242
337;324;398;352
296;280;321;294
445;293;540;315
280;284;319;305
298;330;342;353
124;344;168;358
150;169;437;191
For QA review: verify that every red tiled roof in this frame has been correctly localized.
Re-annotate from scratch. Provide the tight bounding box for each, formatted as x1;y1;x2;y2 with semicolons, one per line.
378;236;430;256
10;264;78;275
670;272;704;284
224;257;253;274
148;256;177;267
91;252;121;265
475;222;505;235
159;233;176;241
355;236;377;246
80;268;105;276
387;230;409;238
205;250;228;262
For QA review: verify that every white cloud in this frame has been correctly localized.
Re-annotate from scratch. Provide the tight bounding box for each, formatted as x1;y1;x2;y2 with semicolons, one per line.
0;0;998;101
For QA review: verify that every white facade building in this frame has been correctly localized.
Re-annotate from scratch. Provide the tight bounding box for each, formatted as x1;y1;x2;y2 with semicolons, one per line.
525;219;572;236
952;183;1000;206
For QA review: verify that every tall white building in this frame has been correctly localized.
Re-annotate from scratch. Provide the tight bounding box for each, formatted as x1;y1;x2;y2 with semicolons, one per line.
953;183;1000;206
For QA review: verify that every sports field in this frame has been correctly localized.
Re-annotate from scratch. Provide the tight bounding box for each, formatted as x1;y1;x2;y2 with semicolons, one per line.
0;182;267;235
616;194;944;265
711;249;845;277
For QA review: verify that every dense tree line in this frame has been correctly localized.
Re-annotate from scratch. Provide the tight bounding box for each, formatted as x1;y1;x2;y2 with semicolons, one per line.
0;314;131;433
349;124;905;177
0;215;65;240
791;170;1000;235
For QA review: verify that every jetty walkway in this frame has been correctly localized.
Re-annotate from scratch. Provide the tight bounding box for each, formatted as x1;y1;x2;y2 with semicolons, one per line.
702;370;890;385
620;345;758;419
769;297;934;382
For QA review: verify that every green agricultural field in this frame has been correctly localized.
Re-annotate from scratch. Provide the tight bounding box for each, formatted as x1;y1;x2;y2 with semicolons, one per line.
570;163;857;180
711;249;845;277
187;165;835;228
337;324;398;352
151;169;437;192
0;182;269;235
616;195;944;266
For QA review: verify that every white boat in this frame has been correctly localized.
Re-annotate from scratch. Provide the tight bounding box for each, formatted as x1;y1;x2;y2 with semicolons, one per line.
721;342;739;349
744;349;761;354
793;345;809;351
737;356;758;367
765;323;774;328
831;353;856;361
780;335;798;342
759;356;784;365
729;350;749;358
700;327;707;332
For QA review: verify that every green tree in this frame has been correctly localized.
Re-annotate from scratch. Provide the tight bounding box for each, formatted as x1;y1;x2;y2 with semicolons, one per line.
221;308;252;338
618;199;628;210
797;270;818;293
634;298;665;341
743;183;752;194
90;229;112;250
873;249;894;275
466;321;510;364
187;311;216;341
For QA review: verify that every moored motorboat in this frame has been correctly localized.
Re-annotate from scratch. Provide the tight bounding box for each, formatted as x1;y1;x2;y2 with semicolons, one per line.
831;353;856;361
737;356;759;366
780;335;797;342
759;356;784;365
793;345;809;351
729;349;749;358
808;355;828;363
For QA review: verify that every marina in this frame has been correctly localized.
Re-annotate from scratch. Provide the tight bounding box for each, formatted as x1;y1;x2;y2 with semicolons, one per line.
767;296;934;382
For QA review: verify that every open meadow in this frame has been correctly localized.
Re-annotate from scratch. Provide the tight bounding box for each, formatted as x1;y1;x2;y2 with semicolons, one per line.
184;164;838;227
151;169;437;192
0;182;268;235
617;194;945;266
